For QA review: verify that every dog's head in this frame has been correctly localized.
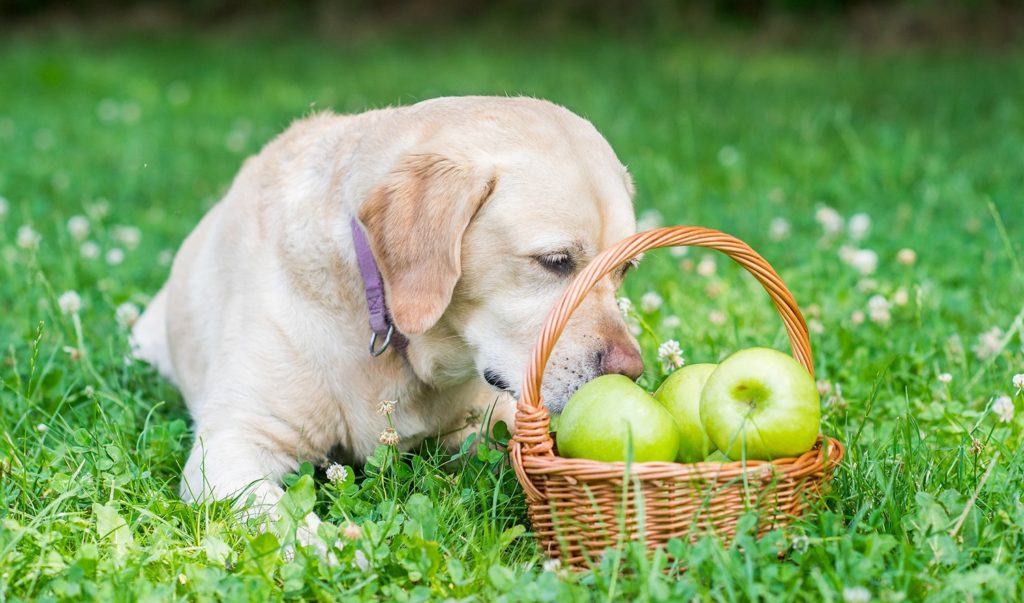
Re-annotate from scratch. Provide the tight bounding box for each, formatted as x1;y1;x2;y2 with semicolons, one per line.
359;97;642;412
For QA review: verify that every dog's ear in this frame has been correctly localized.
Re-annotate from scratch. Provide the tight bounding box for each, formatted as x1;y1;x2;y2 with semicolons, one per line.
358;153;497;335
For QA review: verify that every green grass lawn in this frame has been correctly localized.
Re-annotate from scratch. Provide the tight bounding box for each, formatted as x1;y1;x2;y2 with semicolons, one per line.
2;25;1024;601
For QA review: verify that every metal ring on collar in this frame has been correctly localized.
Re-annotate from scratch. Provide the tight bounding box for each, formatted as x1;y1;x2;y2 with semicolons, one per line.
369;324;394;357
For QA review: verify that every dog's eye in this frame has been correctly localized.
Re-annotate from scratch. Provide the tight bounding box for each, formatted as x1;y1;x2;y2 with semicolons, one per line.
535;253;575;276
618;255;642;279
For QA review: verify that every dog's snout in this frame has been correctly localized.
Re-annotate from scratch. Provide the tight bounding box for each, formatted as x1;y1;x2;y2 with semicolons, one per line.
598;342;644;380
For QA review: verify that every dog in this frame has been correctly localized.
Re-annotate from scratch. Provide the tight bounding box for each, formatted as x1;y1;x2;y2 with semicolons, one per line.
132;96;643;519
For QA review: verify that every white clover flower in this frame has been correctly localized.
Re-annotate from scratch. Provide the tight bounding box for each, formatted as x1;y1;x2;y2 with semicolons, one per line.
1013;373;1024;393
80;241;100;260
628;323;642;337
87;198;110;219
325;463;348;484
51;172;70;192
815;206;844;235
343;522;362;540
850;249;878;276
992;395;1014;424
0;195;8;219
640;291;663;313
542;558;562;573
708;310;726;325
616;297;633;317
669;246;689;258
717;145;740;167
115;302;140;328
106;247;125;266
972;327;1003;360
937;373;953;384
113;225;142;250
657;339;685;371
63;346;81;361
897;248;917;266
17;225;40;250
34;129;54;150
790;534;810;553
847;213;871;241
838;245;857;264
376;399;396;416
158;249;174;266
867;295;890;324
892;288;910;307
769;217;791;241
58;290;82;315
636;209;663;231
166;81;191;105
225;129;248;153
857;278;878;293
661;315;681;329
353;549;369;571
378;427;400;446
67;215;90;240
842;586;871;603
97;98;120;122
120;101;141;124
808;318;825;334
36;423;48;433
816;380;832;396
851;310;865;326
697;256;716;277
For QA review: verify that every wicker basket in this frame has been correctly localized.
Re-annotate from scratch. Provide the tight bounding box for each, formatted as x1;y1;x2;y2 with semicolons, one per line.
509;226;844;568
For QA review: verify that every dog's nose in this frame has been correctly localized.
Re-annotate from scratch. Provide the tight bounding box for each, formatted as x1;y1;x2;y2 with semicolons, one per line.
599;341;644;380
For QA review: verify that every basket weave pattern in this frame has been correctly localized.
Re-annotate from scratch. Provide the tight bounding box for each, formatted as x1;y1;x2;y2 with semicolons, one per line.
509;226;844;567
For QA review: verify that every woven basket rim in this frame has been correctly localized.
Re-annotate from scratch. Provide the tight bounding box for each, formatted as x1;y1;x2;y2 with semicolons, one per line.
516;436;844;482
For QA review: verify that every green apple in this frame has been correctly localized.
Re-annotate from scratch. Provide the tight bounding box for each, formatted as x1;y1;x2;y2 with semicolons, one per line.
703;451;732;463
654;363;719;463
699;347;820;461
557;375;680;463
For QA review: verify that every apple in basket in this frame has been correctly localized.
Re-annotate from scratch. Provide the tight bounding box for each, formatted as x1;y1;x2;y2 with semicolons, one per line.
699;347;820;461
557;375;680;463
654;363;719;463
703;451;732;462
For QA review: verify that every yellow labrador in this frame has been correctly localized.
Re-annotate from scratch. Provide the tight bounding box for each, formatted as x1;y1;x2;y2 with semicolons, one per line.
133;96;642;515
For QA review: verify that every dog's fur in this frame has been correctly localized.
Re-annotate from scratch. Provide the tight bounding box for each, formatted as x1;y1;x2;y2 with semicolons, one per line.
133;96;642;513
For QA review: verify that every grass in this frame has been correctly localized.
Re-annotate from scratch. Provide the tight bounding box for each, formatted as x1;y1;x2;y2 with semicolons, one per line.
2;24;1023;602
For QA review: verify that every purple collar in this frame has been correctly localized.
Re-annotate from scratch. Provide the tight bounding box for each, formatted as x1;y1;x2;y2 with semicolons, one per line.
350;217;408;356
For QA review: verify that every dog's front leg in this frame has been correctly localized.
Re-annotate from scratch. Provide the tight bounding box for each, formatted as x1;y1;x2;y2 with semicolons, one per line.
180;427;326;555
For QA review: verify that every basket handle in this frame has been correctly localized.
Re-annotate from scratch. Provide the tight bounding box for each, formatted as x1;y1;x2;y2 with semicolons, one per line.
512;226;813;460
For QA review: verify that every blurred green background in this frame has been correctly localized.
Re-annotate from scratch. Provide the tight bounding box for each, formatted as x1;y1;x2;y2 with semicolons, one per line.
2;2;1024;600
